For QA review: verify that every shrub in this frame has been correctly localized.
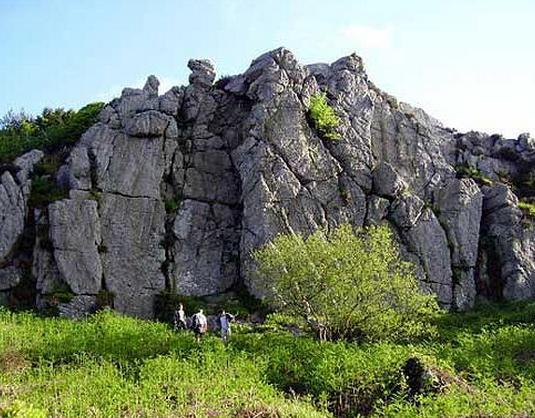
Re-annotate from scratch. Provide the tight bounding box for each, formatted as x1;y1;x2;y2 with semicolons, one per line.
164;197;180;213
308;93;341;140
455;164;493;186
44;281;75;305
96;290;114;309
27;175;67;208
518;200;535;218
0;400;46;418
252;224;441;342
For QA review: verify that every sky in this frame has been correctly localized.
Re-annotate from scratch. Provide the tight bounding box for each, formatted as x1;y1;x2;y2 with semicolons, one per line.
0;0;534;137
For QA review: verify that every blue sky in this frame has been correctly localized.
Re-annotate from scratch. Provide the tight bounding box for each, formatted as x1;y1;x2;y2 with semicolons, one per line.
1;0;534;137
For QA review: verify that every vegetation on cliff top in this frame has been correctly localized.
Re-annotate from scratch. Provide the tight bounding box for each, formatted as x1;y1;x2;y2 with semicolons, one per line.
0;103;104;164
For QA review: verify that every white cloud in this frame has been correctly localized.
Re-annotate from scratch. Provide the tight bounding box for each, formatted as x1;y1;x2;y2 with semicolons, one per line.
339;25;392;49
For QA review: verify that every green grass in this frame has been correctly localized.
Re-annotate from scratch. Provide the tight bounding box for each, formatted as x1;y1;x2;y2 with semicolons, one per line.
1;303;535;417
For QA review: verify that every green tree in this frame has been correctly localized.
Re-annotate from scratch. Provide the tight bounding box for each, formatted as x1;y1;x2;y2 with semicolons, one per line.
253;224;440;342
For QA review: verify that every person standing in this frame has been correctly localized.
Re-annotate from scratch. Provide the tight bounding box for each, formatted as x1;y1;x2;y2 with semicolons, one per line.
191;309;208;342
219;310;235;343
173;303;187;331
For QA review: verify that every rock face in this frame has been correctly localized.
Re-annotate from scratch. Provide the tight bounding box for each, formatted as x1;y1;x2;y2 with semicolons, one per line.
1;150;43;297
1;48;534;317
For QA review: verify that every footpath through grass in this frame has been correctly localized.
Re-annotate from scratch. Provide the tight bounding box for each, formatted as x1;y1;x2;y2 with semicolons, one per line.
1;303;535;417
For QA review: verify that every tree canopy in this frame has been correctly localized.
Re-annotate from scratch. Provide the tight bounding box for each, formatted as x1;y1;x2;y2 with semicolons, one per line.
0;102;104;164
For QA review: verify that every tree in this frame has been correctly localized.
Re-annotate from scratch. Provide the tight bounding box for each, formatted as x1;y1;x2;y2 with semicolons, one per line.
252;224;441;342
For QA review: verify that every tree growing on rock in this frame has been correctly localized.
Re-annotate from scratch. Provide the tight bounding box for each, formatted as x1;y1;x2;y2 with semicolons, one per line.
252;224;441;342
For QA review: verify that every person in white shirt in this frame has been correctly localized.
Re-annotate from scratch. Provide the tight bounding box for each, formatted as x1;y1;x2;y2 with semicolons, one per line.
191;309;208;342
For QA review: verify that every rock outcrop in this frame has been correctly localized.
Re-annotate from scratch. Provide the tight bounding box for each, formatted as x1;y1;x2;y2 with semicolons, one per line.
1;48;534;317
0;150;43;299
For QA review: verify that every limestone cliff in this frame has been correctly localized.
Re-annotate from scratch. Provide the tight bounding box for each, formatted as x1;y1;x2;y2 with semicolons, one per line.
1;48;534;317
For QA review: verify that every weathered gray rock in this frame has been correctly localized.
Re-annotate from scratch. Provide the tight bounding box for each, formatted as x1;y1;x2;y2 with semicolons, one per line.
436;178;483;309
405;209;453;307
188;59;216;88
14;149;44;183
99;193;166;318
365;195;390;226
169;200;239;295
58;295;97;319
33;211;61;295
143;75;160;97
83;124;168;199
3;48;534;316
370;93;456;200
436;178;482;266
390;194;425;229
389;192;453;306
0;172;25;263
159;86;184;117
0;266;20;291
478;184;535;301
125;110;173;138
48;199;102;295
372;162;407;199
0;150;43;264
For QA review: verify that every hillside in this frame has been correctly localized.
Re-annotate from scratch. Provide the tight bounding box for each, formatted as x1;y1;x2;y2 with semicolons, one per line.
1;303;535;417
1;47;534;317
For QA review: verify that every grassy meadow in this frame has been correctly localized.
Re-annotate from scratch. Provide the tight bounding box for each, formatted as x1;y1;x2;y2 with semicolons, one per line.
1;303;535;417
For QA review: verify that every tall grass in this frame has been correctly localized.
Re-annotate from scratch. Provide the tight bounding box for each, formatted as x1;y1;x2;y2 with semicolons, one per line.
1;304;535;417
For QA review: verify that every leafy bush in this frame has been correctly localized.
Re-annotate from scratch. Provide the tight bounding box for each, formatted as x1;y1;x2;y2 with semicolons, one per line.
308;93;341;140
252;224;441;342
